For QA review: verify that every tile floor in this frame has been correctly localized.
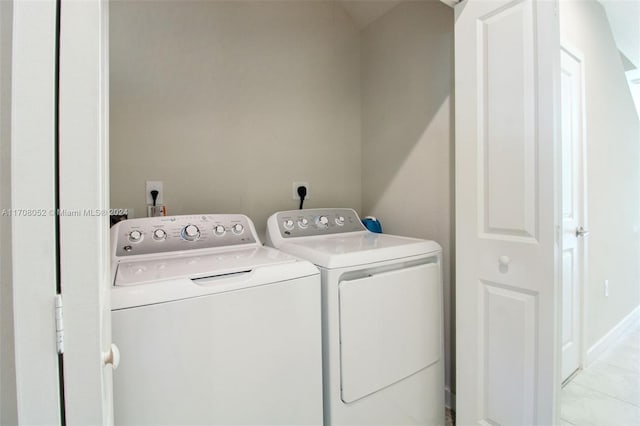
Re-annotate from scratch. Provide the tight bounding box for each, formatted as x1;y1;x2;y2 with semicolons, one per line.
560;320;640;425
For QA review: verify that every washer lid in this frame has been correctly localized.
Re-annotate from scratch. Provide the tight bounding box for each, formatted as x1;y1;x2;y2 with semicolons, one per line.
114;246;298;287
277;232;441;269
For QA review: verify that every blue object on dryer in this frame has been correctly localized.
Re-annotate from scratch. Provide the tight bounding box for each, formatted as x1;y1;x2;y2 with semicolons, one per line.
362;216;382;233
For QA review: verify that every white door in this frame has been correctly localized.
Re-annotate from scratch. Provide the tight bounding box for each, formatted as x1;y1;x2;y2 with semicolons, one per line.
58;0;114;424
9;1;112;423
560;45;586;384
455;0;561;424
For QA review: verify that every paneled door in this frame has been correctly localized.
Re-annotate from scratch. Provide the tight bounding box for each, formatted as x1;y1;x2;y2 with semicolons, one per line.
455;0;561;424
560;45;586;383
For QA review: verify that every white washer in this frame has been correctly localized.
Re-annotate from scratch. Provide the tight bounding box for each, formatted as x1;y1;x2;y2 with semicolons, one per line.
266;208;445;426
111;214;323;425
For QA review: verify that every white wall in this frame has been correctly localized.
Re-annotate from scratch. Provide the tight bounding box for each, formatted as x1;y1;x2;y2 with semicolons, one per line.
360;0;454;402
560;1;640;351
0;0;17;423
109;0;362;234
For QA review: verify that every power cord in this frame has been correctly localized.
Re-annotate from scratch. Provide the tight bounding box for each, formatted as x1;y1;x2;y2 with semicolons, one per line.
297;186;307;210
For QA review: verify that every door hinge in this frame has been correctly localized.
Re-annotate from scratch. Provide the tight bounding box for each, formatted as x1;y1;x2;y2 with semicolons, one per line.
55;294;64;354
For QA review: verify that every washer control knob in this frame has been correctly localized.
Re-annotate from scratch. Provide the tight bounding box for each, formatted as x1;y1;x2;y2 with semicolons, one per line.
214;225;226;236
335;216;345;226
283;219;294;230
232;223;244;234
316;216;329;228
298;218;309;229
153;229;167;240
129;230;143;242
182;224;200;241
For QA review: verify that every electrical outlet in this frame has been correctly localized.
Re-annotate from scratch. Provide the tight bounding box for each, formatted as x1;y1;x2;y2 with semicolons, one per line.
146;181;163;205
292;181;310;200
604;279;609;297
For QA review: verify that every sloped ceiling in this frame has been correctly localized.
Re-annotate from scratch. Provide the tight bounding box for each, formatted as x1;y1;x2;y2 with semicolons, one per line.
599;0;640;70
337;0;402;30
598;0;640;116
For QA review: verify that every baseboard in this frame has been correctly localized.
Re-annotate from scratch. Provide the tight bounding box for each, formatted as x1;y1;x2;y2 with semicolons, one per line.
585;304;640;366
445;387;456;410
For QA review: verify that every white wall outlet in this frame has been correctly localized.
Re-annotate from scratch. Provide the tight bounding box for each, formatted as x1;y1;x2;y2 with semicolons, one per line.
604;279;609;297
292;181;310;200
146;181;163;205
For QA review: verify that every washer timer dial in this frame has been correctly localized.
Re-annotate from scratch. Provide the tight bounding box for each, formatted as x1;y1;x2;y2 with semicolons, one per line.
181;224;200;241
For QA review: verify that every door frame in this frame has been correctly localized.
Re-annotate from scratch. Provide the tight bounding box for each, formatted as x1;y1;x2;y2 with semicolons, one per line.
560;41;589;379
6;0;112;423
9;1;62;422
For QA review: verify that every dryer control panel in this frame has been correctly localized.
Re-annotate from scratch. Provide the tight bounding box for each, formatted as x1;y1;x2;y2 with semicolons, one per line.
268;208;366;240
112;214;257;258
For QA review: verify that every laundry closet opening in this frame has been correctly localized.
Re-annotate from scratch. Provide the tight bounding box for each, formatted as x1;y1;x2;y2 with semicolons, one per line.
109;0;455;405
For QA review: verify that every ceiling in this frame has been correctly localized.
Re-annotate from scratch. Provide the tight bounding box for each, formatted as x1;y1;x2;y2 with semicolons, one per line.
599;0;639;71
337;0;402;30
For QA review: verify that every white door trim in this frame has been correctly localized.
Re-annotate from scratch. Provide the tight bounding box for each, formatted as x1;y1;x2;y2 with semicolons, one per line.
9;0;61;423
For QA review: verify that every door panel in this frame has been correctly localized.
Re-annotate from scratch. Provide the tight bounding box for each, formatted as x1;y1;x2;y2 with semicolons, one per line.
479;0;537;239
480;282;537;425
455;0;561;424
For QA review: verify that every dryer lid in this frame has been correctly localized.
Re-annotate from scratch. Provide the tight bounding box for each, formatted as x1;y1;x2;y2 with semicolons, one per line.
278;232;441;269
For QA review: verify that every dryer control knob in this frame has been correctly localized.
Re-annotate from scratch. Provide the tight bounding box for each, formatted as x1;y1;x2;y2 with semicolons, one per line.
214;225;226;236
283;219;294;230
298;218;309;229
129;230;143;242
316;216;329;228
335;216;345;226
182;224;200;241
232;223;244;234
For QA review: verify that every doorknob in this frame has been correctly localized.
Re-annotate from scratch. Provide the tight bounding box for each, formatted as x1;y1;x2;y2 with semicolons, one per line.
498;255;510;273
575;226;590;238
103;343;120;370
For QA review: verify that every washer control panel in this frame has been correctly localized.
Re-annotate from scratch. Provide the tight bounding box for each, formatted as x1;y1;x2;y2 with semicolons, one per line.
113;214;256;257
273;208;365;238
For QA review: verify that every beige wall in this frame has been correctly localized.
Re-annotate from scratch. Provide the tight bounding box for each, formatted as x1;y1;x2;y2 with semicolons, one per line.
560;1;640;349
0;0;17;423
360;0;454;399
111;0;456;403
110;1;362;235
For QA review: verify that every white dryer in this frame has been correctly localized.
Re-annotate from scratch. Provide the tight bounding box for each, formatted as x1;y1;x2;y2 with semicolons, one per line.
266;208;444;426
111;214;323;425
